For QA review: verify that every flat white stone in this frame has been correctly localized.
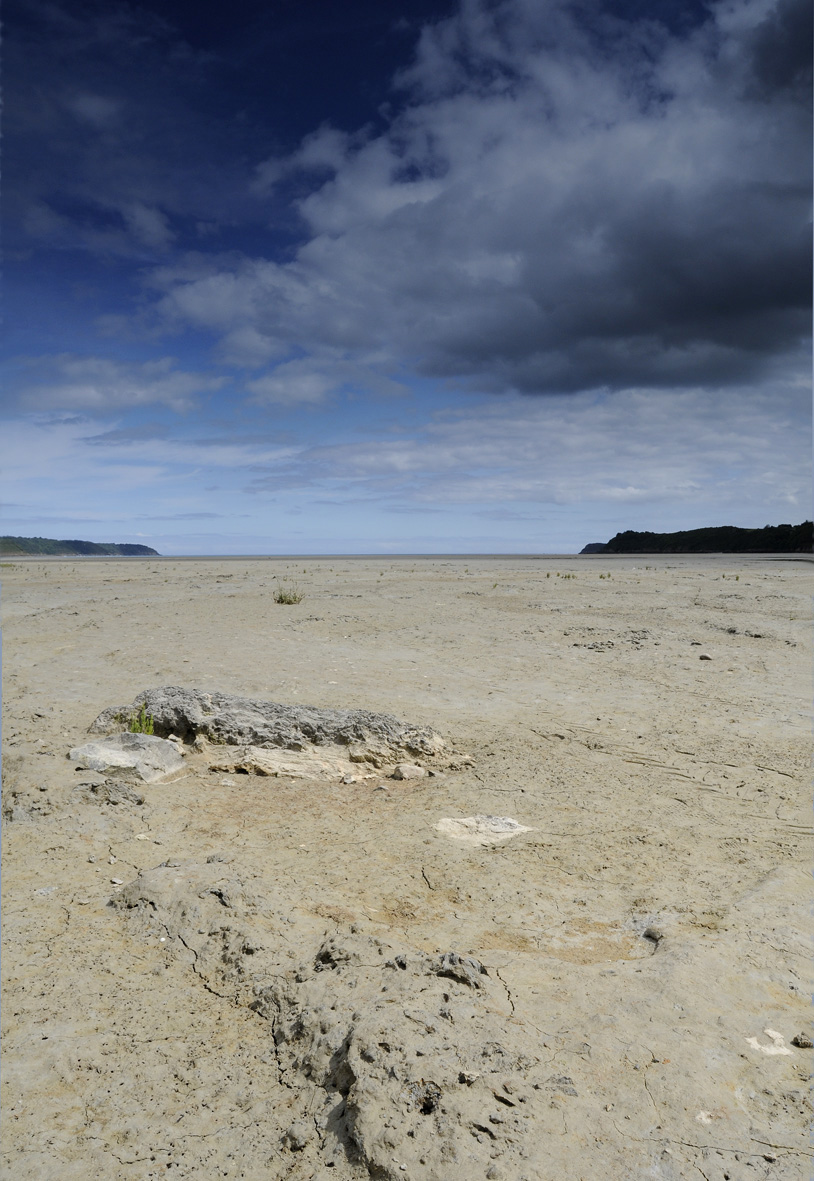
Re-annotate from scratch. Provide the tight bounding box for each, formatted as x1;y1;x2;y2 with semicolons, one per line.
68;732;185;783
434;815;533;846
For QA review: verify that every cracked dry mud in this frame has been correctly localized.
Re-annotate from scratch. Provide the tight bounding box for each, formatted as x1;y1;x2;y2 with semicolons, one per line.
2;554;812;1180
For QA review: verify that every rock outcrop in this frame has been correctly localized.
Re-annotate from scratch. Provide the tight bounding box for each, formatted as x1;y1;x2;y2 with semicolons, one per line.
90;686;445;768
112;859;555;1181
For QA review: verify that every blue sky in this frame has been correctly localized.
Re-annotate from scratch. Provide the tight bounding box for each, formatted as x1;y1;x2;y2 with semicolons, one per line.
2;0;811;554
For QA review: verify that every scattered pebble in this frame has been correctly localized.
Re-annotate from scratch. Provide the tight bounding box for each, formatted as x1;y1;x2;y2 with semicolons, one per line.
699;653;713;660
791;1032;813;1048
110;877;123;885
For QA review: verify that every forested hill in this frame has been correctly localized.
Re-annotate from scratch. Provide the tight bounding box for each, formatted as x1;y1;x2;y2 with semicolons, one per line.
581;522;812;554
0;536;159;557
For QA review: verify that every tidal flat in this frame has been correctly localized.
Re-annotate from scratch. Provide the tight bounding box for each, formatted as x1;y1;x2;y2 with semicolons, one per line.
2;554;811;1180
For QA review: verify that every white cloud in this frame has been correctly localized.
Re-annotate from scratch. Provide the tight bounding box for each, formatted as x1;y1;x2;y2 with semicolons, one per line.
14;355;226;412
247;382;810;519
0;414;299;536
246;363;335;406
245;356;407;405
2;377;807;550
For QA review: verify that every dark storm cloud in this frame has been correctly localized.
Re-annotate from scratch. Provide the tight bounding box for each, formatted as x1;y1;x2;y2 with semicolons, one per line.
9;0;810;400
152;0;810;394
743;0;812;99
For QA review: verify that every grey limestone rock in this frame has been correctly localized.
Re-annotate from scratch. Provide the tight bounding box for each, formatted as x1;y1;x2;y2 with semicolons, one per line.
90;686;444;760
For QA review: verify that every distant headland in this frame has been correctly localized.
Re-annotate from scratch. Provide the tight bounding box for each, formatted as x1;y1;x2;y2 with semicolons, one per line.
580;521;812;555
0;536;159;557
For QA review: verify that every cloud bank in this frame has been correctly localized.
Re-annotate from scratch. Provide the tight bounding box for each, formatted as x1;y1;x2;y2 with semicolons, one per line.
148;0;810;397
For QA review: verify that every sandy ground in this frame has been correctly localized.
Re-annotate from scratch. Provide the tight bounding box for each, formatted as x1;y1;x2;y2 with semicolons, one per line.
1;554;812;1181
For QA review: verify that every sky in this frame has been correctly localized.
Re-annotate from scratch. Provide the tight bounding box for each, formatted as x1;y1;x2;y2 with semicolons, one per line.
2;0;811;555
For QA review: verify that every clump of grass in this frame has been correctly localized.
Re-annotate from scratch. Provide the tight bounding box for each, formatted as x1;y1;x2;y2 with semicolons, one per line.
273;580;304;604
129;704;154;735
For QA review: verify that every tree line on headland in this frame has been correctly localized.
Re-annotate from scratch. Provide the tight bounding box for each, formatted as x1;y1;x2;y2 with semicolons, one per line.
581;521;812;554
0;536;160;557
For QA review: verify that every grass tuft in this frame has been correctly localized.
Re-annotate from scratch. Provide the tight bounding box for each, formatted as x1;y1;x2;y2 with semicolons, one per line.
129;704;155;735
273;580;304;604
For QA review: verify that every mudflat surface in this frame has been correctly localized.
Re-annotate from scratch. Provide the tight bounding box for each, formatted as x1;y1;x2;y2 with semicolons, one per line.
2;555;812;1180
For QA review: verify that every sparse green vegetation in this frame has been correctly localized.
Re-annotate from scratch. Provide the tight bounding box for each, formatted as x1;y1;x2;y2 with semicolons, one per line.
129;704;155;735
273;580;304;604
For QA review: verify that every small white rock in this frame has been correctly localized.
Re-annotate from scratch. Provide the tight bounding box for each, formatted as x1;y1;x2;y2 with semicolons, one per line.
392;763;426;780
